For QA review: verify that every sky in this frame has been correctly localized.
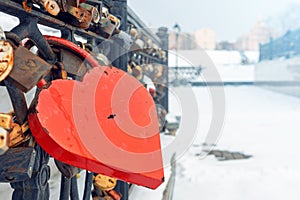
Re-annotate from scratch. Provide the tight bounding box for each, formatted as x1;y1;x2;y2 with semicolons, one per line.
128;0;300;41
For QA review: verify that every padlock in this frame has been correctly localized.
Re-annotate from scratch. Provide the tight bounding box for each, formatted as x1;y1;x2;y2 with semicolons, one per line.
80;3;100;24
161;50;167;62
0;29;14;82
67;5;94;29
8;122;30;148
8;46;52;93
0;146;36;182
94;53;111;66
44;0;60;16
131;64;143;80
98;11;120;39
57;0;68;12
68;0;80;7
22;0;32;12
33;0;60;16
108;14;120;30
101;6;109;18
145;38;154;54
93;174;117;191
0;113;13;129
130;28;138;40
0;128;9;155
131;39;145;51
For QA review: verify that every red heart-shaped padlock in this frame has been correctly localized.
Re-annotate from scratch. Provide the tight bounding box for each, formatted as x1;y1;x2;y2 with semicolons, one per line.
28;60;164;189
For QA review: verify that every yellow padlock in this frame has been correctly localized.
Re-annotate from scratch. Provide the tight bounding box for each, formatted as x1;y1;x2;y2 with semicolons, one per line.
0;40;14;82
0;113;13;129
0;127;9;155
93;174;117;191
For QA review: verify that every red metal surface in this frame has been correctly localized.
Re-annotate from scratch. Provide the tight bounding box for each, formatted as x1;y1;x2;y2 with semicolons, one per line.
108;190;121;200
28;36;164;189
37;79;47;89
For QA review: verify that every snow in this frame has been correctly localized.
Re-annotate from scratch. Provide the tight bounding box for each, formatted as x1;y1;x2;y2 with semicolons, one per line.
244;51;260;63
209;64;254;82
173;86;300;200
255;57;300;97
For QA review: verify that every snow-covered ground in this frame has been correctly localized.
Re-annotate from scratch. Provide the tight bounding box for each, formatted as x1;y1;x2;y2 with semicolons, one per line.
173;86;300;200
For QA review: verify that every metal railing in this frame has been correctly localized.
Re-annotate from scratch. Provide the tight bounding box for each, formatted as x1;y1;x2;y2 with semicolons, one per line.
162;154;176;200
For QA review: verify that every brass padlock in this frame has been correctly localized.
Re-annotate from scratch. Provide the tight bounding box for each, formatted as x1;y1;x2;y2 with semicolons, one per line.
93;174;117;191
0;113;13;129
0;128;9;155
131;39;145;51
0;28;14;82
8;122;30;148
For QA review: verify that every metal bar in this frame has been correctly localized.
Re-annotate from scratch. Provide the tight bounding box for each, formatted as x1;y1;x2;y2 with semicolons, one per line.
83;171;93;200
191;80;300;87
191;81;254;87
109;0;128;72
4;77;27;124
0;0;105;41
10;144;50;200
135;51;163;63
156;27;169;112
162;153;176;200
115;180;129;200
59;175;71;200
70;176;80;200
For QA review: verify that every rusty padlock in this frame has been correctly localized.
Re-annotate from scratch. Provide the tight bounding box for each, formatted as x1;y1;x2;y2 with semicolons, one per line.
8;46;52;93
98;8;120;39
44;0;60;16
80;3;100;24
0;112;30;148
33;0;60;16
8;122;30;148
67;5;94;29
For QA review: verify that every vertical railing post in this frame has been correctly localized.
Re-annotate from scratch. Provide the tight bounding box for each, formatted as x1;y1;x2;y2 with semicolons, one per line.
157;27;169;112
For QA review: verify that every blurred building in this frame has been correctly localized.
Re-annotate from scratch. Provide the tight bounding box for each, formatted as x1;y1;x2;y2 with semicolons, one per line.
193;28;216;50
217;41;235;50
169;32;197;50
236;18;276;51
